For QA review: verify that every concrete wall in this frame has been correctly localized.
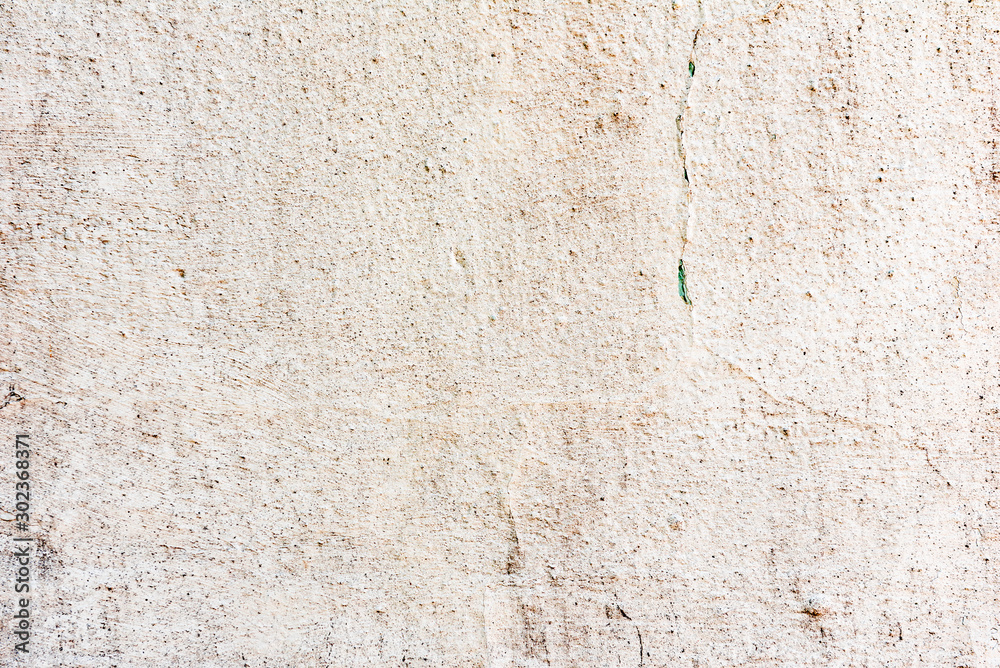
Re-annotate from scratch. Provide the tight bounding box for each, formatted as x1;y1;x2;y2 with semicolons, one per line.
1;1;998;665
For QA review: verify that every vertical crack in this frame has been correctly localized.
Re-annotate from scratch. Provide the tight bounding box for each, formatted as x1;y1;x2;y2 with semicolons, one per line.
678;259;691;305
677;1;704;307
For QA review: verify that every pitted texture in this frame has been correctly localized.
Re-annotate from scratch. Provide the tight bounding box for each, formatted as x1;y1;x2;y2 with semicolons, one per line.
1;1;998;666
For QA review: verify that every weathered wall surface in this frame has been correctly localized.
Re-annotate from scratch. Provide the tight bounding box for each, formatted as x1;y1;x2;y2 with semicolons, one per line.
1;1;999;665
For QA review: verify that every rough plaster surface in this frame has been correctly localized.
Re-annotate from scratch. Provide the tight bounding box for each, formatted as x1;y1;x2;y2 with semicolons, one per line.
1;1;999;666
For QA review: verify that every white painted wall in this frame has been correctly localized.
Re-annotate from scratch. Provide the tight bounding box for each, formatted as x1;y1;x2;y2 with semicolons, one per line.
2;1;998;665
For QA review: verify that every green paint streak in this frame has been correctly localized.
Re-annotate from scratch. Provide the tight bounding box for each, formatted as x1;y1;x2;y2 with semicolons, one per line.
688;61;695;77
678;259;692;305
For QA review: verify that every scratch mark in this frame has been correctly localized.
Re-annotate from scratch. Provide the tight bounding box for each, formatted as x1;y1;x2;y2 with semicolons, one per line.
0;385;23;410
919;445;946;480
705;347;891;433
952;275;965;338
